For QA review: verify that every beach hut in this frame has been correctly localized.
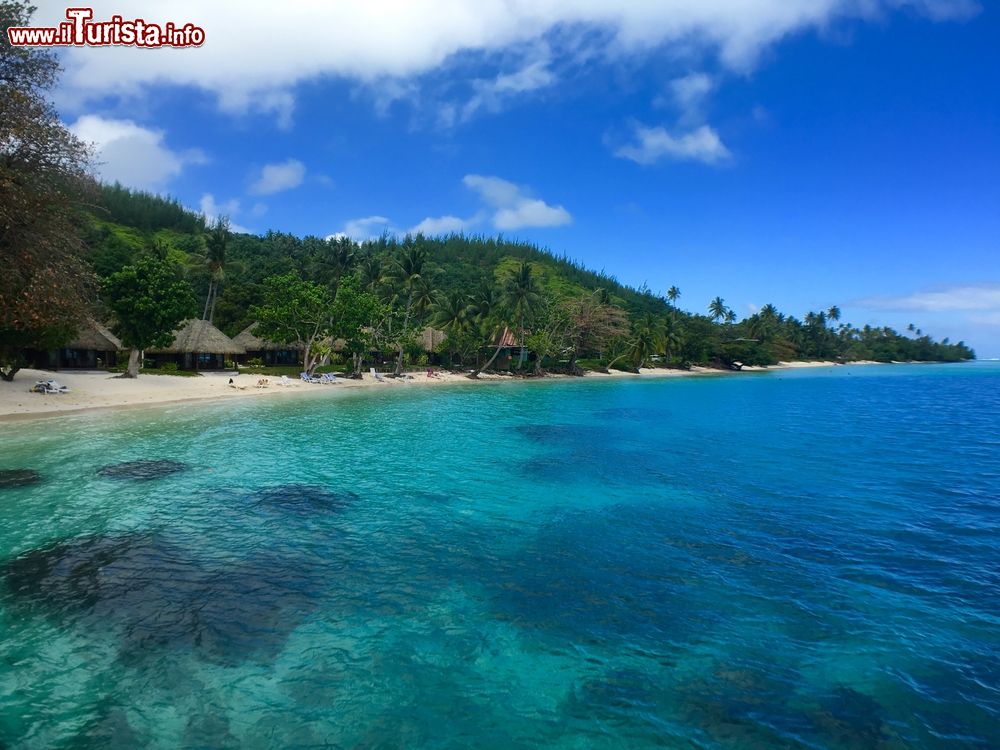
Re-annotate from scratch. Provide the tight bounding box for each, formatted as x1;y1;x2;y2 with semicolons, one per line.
489;326;530;370
416;327;447;365
146;319;244;370
29;319;124;370
232;323;304;366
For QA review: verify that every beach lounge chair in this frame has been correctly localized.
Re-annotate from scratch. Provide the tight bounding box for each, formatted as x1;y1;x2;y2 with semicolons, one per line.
277;375;295;386
31;380;70;394
300;372;322;384
369;367;386;382
320;373;339;384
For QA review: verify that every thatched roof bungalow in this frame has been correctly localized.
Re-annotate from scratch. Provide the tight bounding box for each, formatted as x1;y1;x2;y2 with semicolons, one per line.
146;319;243;370
233;323;304;366
29;319;123;370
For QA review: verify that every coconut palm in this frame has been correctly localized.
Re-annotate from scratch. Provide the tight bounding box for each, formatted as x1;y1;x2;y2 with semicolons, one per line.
709;296;728;322
500;261;544;370
388;245;434;375
190;218;241;324
630;313;665;368
827;305;841;324
667;286;681;306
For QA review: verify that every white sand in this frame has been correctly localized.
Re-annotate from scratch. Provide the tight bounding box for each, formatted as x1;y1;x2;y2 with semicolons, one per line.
0;361;883;421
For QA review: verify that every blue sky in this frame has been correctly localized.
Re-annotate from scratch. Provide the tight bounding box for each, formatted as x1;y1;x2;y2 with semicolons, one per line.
34;1;999;356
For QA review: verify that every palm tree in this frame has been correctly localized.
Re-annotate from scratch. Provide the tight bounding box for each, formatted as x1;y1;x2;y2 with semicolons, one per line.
432;290;474;335
192;218;240;324
630;313;665;369
827;305;841;324
724;309;737;325
388;245;433;375
667;286;681;306
709;296;728;323
358;255;383;295
500;261;544;371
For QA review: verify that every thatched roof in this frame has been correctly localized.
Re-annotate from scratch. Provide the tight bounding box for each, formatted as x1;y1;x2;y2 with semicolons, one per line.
67;320;122;351
420;327;447;352
232;323;305;352
148;319;244;355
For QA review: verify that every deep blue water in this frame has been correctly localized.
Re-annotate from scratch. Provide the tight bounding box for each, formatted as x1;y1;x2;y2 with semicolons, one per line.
0;362;998;749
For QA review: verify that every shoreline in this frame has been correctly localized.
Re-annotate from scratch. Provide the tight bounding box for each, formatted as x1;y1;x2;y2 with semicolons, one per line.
0;360;889;423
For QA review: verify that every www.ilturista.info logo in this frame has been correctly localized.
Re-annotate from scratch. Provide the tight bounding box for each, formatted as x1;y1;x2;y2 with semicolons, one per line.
6;7;205;48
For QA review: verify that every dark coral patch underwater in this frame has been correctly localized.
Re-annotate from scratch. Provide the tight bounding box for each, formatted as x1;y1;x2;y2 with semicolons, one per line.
0;469;41;489
96;460;188;481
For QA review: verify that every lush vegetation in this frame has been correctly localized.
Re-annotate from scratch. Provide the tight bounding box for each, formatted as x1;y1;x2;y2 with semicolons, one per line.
0;2;974;380
76;185;974;376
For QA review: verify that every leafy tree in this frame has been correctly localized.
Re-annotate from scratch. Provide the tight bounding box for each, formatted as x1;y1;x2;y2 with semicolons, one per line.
387;245;435;375
499;261;544;371
1;0;95;380
250;272;333;374
104;256;198;378
560;291;629;374
329;275;385;377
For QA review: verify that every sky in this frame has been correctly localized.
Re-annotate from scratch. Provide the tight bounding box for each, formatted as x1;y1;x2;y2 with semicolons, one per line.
28;0;1000;356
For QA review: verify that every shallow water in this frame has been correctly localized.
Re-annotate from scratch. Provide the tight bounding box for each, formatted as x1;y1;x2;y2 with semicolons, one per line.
1;362;998;749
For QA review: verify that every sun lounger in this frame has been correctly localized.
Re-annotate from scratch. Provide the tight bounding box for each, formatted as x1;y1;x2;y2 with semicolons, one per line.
300;372;323;384
369;367;386;382
31;380;70;394
320;373;339;384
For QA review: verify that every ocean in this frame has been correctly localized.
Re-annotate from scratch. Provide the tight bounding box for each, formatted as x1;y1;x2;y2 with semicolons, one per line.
1;362;997;748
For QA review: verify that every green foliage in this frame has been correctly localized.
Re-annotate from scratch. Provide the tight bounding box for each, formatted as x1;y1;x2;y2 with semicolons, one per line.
74;185;975;372
103;256;197;350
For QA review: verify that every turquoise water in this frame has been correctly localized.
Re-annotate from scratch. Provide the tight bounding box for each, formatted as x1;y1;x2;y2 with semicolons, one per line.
1;363;998;749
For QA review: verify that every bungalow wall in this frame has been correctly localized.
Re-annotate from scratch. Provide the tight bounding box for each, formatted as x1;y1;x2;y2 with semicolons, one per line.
27;348;120;370
146;352;229;370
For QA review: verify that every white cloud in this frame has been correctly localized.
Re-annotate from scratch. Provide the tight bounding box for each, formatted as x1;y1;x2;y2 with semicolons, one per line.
198;193;252;233
328;215;394;242
68;114;205;190
664;72;715;125
38;1;979;123
461;58;557;121
859;284;1000;312
409;215;470;235
249;158;306;195
463;174;571;230
614;123;730;165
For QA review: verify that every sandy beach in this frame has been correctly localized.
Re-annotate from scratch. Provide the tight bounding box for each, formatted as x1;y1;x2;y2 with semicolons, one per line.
0;361;873;421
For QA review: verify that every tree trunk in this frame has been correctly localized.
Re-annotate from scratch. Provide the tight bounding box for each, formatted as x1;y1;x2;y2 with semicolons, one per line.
208;281;218;323
352;353;363;378
394;296;413;376
202;281;213;321
517;313;526;370
124;348;141;378
0;366;18;382
468;340;504;379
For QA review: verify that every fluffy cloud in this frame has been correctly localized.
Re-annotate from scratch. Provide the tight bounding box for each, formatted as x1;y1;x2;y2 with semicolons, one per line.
613;124;730;165
665;72;715;124
199;194;251;233
463;175;571;230
859;285;1000;312
334;175;569;238
38;1;979;121
249;159;306;195
328;216;394;242
68;114;205;189
409;215;470;235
